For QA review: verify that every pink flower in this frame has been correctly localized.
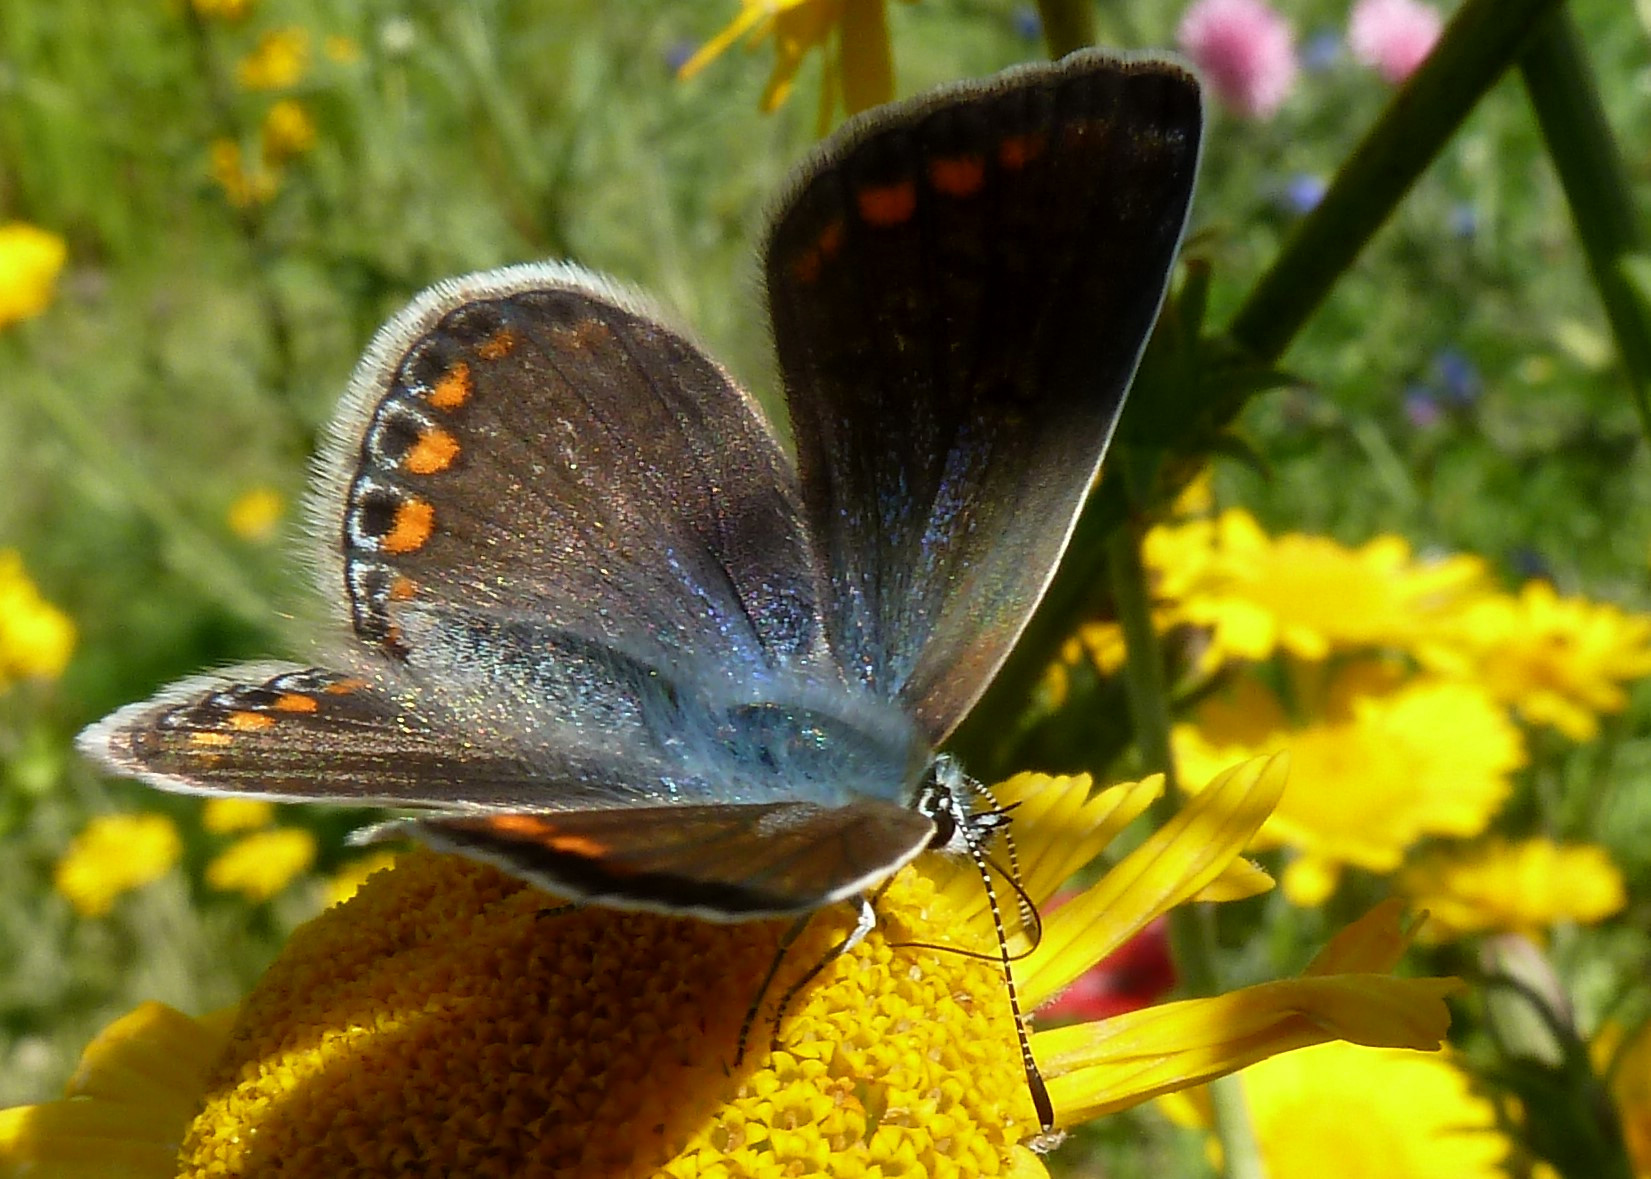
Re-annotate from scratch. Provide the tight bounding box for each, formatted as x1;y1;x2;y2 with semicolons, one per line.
1349;0;1443;83
1177;0;1298;119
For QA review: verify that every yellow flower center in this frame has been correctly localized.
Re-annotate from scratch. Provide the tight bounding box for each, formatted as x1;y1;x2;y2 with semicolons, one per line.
179;849;1043;1177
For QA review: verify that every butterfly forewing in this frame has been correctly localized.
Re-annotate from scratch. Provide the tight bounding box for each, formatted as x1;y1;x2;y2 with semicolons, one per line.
767;52;1202;742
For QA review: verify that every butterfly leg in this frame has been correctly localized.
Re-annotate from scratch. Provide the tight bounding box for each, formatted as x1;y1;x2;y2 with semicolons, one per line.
763;896;878;1053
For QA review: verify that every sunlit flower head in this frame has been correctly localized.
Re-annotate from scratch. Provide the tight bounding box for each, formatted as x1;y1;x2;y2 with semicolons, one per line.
1176;0;1298;118
208;139;278;208
1174;662;1525;904
322;849;402;907
1;756;1463;1176
54;813;183;918
0;223;68;329
205;827;317;902
1399;838;1626;942
201;797;275;834
260;99;317;164
1421;579;1651;742
1348;0;1443;83
190;0;254;20
1596;1020;1651;1178
1146;509;1488;669
236;26;310;91
677;0;902;130
1163;1040;1510;1177
323;35;362;64
0;549;75;686
225;487;286;542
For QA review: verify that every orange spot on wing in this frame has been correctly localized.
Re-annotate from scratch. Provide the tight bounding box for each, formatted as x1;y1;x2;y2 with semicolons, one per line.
404;426;460;475
857;180;917;227
273;693;320;713
791;249;822;285
816;218;845;258
997;133;1046;170
477;330;517;361
389;575;417;601
429;361;472;410
382;498;435;555
929;154;985;197
227;711;275;732
325;678;367;695
190;731;235;748
486;815;610;859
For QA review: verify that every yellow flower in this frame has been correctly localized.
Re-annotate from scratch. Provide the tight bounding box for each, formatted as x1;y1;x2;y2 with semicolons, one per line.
322;850;402;907
678;0;903;129
54;813;183;918
190;0;254;20
224;486;285;542
1175;662;1525;904
0;1003;237;1176
200;797;275;834
1146;509;1487;669
205;828;317;901
1399;838;1626;941
323;35;361;64
0;222;67;328
1162;1040;1510;1178
208;139;277;208
259;99;316;164
1596;1020;1651;1178
5;757;1461;1177
0;550;75;686
1422;579;1651;741
235;26;310;91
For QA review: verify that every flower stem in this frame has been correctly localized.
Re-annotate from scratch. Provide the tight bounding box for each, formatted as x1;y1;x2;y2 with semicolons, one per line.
1518;7;1651;439
1226;0;1563;364
1035;0;1094;60
1105;513;1265;1179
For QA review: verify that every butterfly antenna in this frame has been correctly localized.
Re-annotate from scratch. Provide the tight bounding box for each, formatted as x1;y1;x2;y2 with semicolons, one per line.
974;781;1040;937
959;800;1055;1132
888;852;1043;963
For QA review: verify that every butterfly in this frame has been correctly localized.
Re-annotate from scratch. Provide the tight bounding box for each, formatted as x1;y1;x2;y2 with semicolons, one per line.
79;49;1201;1130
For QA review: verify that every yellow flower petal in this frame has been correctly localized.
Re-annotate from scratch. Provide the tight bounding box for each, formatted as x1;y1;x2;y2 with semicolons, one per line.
236;26;310;91
205;828;316;901
1021;754;1288;1007
200;797;274;834
0;1002;232;1179
0;549;76;684
0;223;68;327
1033;970;1461;1125
1398;838;1627;941
1172;1041;1510;1179
54;814;182;918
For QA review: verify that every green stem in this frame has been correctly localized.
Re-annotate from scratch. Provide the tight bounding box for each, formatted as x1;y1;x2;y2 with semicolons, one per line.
1518;7;1651;438
1227;0;1561;363
1106;521;1265;1179
1034;0;1095;60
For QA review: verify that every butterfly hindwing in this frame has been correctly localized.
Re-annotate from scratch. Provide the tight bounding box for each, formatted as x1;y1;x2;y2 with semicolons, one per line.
397;800;936;919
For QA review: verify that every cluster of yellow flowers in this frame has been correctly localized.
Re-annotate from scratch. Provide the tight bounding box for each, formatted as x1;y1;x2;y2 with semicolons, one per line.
1067;484;1645;927
54;795;398;920
201;18;357;209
